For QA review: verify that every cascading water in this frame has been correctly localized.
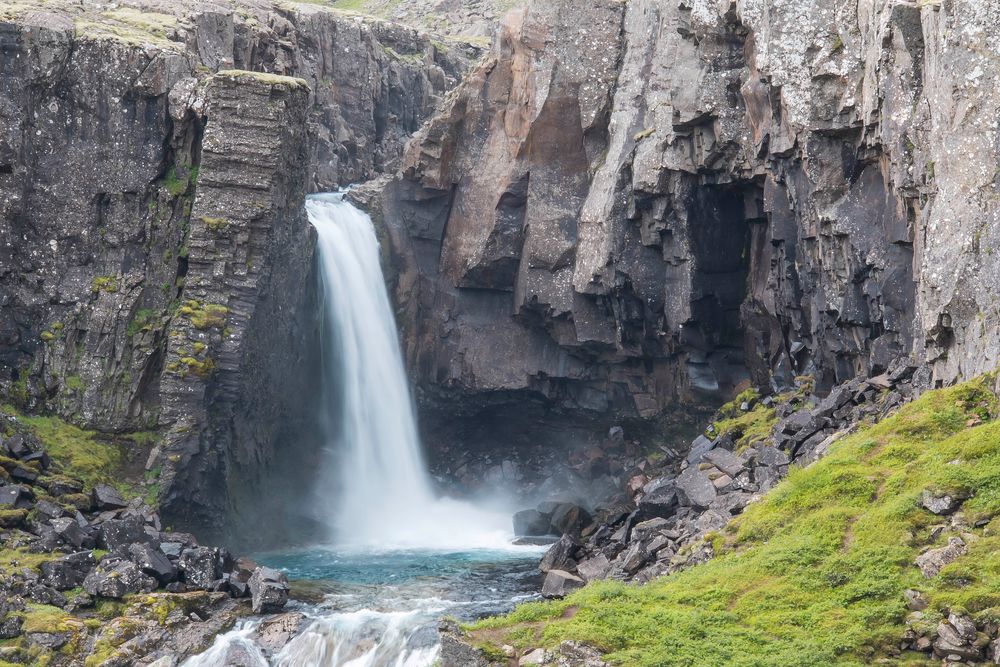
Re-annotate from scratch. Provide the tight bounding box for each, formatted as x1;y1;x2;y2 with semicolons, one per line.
184;194;543;667
308;192;511;549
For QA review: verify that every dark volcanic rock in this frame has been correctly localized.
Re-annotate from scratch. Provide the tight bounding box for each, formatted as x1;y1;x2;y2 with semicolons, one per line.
513;509;552;537
84;559;157;599
40;551;97;591
541;570;584;599
248;567;289;614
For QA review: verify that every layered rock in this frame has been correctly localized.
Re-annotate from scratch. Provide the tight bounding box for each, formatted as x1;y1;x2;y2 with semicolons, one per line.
0;1;476;542
382;0;1000;441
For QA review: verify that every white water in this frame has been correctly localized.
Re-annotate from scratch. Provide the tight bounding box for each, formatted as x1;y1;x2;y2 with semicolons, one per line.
308;193;512;550
184;194;543;667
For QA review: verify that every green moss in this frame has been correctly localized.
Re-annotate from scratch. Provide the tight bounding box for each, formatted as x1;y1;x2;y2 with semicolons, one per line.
177;300;229;330
14;413;120;489
40;331;55;342
126;308;159;340
710;389;778;451
161;166;197;198
471;375;1000;666
0;549;56;576
90;276;118;294
178;356;215;379
0;509;27;528
199;216;229;233
63;375;84;392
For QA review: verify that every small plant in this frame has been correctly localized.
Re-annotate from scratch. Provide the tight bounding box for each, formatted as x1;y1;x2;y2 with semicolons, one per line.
177;301;229;330
126;308;159;340
64;375;84;392
200;216;228;233
90;276;118;294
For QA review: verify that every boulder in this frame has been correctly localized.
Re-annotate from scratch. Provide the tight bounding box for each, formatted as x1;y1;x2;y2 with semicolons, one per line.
83;559;157;598
550;503;592;537
252;612;307;655
0;614;23;639
99;516;153;552
916;537;967;578
675;468;717;509
248;567;289;614
40;551;97;590
129;543;178;584
513;509;551;537
920;490;965;515
50;517;84;548
633;479;678;522
576;554;611;582
91;484;127;510
904;589;928;611
178;547;221;590
539;535;578;574
933;614;982;661
703;449;745;477
541;570;584;599
685;435;715;465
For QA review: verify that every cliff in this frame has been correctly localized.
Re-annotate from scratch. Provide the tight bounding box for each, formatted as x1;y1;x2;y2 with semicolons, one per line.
0;0;476;542
383;0;1000;446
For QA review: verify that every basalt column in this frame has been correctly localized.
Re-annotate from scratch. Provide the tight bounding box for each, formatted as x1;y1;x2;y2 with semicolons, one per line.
158;71;322;545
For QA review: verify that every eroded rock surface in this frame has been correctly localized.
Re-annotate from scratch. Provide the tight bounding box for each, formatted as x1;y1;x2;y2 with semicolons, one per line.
381;0;1000;440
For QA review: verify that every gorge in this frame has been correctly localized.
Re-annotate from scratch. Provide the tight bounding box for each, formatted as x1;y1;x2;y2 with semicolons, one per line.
1;0;1000;665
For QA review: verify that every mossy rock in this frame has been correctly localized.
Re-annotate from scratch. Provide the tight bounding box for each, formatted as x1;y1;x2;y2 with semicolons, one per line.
0;509;27;528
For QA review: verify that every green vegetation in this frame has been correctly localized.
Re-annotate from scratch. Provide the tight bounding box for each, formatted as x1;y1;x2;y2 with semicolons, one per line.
126;308;160;340
0;548;55;577
200;216;229;233
710;388;778;451
471;375;1000;666
177;300;229;330
12;413;120;489
161;166;197;198
64;375;84;392
178;356;216;379
90;276;118;294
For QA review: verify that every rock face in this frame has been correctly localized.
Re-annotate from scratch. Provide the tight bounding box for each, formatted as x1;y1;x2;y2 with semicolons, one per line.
381;0;1000;442
0;1;475;544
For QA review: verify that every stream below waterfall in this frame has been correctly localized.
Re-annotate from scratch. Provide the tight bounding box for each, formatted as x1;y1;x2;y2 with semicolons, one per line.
184;193;544;665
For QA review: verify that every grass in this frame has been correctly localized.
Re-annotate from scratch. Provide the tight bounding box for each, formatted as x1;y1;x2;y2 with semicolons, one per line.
126;308;159;340
12;413;120;489
470;375;1000;666
710;388;782;451
90;276;118;294
177;300;229;330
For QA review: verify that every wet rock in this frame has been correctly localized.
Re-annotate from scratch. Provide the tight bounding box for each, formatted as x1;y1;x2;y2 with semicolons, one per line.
248;567;289;614
252;612;306;655
541;570;584;599
550;504;592;537
916;537;967;578
514;509;552;537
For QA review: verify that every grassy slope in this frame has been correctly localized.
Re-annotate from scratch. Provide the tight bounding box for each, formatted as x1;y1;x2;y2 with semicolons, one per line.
471;375;1000;666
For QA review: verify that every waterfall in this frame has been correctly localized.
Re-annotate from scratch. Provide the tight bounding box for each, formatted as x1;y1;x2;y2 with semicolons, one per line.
307;193;511;550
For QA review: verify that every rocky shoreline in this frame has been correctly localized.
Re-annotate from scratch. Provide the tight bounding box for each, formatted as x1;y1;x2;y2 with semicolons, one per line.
0;409;294;666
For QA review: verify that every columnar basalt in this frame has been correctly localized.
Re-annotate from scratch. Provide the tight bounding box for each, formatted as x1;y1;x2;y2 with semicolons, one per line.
0;1;476;541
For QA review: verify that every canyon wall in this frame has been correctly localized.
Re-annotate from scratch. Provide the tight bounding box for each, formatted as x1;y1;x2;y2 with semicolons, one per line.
0;1;474;542
382;0;1000;442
